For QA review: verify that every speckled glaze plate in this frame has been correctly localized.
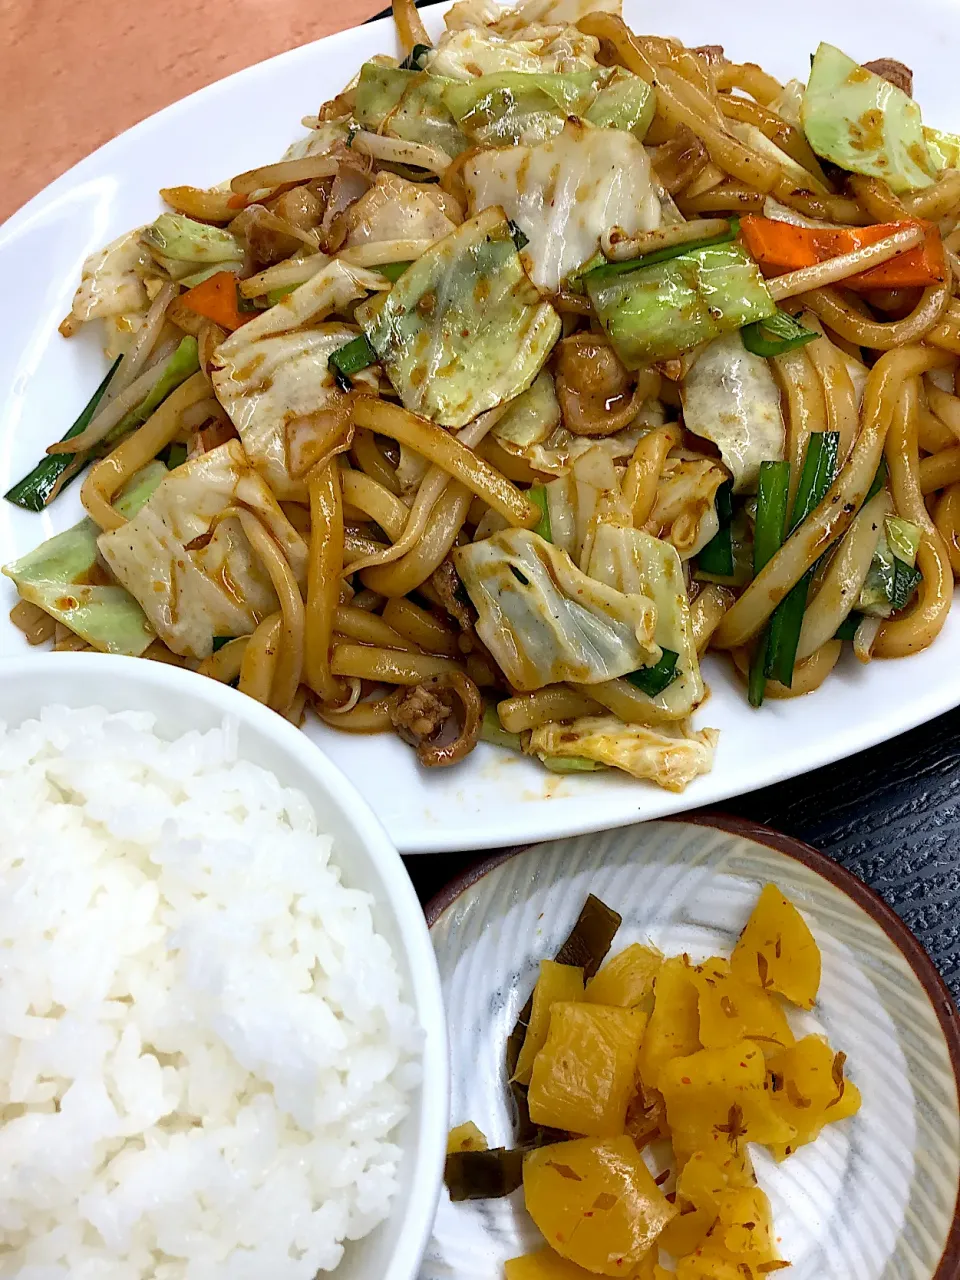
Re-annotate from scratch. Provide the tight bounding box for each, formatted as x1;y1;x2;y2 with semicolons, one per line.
424;817;960;1279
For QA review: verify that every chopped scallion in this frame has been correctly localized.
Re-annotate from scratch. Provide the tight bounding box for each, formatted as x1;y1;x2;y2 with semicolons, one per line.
696;481;734;576
748;460;790;707
528;484;552;542
479;705;522;752
399;42;432;71
865;457;888;502
626;648;680;697
379;261;412;283
833;612;861;641
328;333;378;392
891;558;923;611
5;356;122;511
764;432;840;687
741;309;819;357
508;220;529;252
165;442;188;470
582;218;740;283
540;755;608;773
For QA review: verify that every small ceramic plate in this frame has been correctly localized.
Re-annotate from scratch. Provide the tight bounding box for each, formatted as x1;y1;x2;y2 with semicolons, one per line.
424;817;960;1279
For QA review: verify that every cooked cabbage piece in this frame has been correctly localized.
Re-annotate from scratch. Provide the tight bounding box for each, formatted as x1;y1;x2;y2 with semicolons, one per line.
354;64;467;156
441;67;652;146
97;441;307;660
212;322;377;500
141;213;242;274
465;122;660;291
357;208;561;428
70;229;153;323
587;524;704;717
587;242;776;367
444;70;603;145
339;172;457;247
529;717;717;791
801;42;935;192
492;370;562;451
681;333;785;493
425;24;601;80
644;454;727;560
454;527;657;689
3;463;166;656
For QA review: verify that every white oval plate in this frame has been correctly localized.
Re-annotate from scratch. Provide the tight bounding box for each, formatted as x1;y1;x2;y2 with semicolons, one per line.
3;2;960;853
425;818;960;1278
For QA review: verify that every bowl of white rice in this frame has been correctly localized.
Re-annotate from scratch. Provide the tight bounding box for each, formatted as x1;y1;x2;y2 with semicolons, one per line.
0;652;448;1280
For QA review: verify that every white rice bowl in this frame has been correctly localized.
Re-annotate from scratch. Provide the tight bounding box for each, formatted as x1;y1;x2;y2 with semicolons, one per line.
0;705;422;1280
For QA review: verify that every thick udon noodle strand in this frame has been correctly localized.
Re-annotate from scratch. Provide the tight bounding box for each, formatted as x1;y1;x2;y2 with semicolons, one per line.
234;509;305;714
905;170;960;221
392;0;430;53
713;347;953;650
717;96;831;190
713;60;783;105
353;398;537;528
305;462;344;705
802;282;951;350
569;677;682;725
197;636;249;683
330;643;462;684
498;686;604;733
623;424;683;526
919;446;960;494
333;605;421;653
676;186;766;216
874;379;953;657
846;175;908;222
797;490;892;660
772;346;827;506
919;406;958;452
339;470;409;541
82;373;211;531
768;226;926;301
935;483;960;576
690;584;734;655
351;428;401;495
239;613;282;705
577;14;781;194
381;597;460;657
316;695;395;733
361;481;473;597
804;317;860;464
925;383;960;439
345;404;505;575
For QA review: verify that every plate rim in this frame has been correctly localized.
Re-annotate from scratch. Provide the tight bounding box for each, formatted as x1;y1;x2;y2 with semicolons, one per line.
425;812;960;1277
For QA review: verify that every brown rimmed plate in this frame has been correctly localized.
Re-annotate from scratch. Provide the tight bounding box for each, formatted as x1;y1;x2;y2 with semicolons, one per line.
422;816;960;1279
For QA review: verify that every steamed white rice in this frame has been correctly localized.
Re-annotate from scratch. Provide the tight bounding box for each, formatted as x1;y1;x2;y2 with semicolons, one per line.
0;705;421;1279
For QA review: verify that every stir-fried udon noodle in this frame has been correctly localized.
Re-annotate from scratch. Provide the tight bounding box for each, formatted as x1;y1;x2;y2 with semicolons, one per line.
8;0;960;791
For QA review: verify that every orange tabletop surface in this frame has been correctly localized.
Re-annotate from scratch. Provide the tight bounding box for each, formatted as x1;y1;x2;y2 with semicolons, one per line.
1;0;384;226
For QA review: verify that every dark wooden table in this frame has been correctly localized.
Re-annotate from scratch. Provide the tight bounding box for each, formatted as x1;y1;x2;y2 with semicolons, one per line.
388;3;960;1006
